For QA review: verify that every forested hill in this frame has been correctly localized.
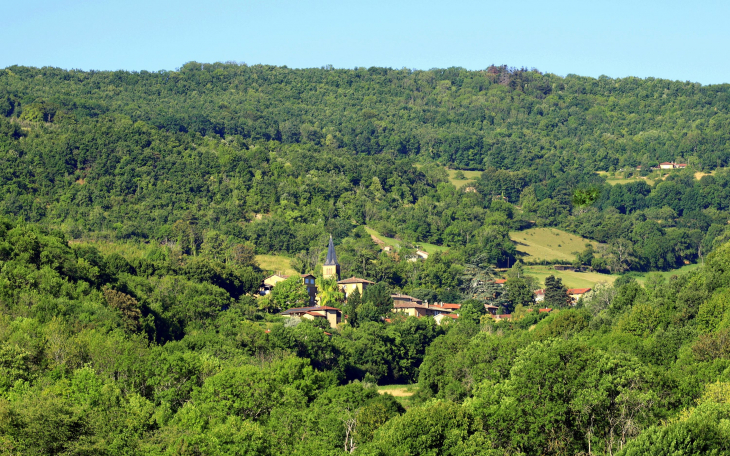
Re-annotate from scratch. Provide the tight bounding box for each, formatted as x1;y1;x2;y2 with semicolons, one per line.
3;62;730;170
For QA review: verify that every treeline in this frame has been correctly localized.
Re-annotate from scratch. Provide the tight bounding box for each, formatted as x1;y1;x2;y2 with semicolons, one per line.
3;62;730;171
2;218;730;454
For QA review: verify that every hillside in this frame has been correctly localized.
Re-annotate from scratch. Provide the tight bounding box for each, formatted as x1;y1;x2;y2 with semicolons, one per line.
510;227;599;262
3;64;730;171
2;216;730;454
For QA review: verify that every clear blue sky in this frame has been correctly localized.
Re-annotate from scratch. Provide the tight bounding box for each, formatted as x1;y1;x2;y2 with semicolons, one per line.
3;0;729;84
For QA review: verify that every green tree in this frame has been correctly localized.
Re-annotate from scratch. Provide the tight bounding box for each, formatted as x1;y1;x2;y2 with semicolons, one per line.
362;282;393;317
270;276;310;310
544;275;569;308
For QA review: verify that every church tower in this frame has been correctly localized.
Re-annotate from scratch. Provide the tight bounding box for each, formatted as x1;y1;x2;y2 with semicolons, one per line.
322;235;340;280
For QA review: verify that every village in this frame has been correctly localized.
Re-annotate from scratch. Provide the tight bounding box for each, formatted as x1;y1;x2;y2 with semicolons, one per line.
260;236;592;328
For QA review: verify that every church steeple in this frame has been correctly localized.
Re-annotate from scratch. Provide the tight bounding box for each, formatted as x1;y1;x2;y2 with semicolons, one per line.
323;235;340;280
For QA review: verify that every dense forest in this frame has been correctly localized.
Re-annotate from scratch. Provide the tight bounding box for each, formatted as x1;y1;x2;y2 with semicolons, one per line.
2;63;730;454
1;216;730;454
2;63;730;275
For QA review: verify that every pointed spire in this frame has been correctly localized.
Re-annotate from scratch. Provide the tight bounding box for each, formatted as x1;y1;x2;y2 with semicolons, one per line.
324;235;339;266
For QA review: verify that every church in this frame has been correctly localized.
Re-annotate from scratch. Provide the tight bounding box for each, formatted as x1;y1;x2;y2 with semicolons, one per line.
264;236;373;325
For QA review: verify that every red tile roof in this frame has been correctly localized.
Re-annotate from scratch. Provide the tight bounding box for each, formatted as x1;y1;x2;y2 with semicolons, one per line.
567;288;592;295
660;162;674;165
534;289;545;295
495;279;507;284
439;303;461;309
539;308;553;312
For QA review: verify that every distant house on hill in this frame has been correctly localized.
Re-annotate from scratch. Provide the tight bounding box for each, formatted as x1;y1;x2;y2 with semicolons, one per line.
534;287;591;305
659;162;688;170
494;278;507;287
534;289;545;302
567;288;592;304
393;302;446;318
416;250;429;260
280;306;341;328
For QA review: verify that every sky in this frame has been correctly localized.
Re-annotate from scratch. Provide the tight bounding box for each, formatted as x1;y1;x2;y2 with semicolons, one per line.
2;0;729;84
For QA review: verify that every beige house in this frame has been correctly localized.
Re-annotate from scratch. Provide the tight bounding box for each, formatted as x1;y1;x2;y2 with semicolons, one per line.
280;306;342;328
393;302;442;318
391;294;423;306
534;289;545;302
337;277;375;299
567;288;591;304
261;273;318;306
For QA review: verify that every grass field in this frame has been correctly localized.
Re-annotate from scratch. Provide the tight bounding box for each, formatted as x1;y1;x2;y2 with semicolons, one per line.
630;263;701;285
377;384;418;408
523;265;616;289
255;254;296;275
365;226;448;255
413;163;481;188
446;169;481;188
510;228;599;262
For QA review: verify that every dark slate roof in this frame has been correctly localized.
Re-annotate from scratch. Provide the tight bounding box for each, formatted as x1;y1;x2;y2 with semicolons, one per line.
324;235;339;266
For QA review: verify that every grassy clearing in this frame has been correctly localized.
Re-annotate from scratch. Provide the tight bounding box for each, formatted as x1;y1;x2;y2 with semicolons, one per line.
365;226;448;255
510;228;599;262
364;226;402;250
523;265;616;289
414;163;481;188
446;169;481;188
377;384;418;408
631;263;701;285
255;254;296;275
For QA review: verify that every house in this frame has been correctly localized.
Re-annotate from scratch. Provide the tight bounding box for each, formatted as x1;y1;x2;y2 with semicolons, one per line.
383;245;394;253
280;306;342;328
391;294;423;306
415;250;429;260
494;278;507;287
659;162;688;170
534;288;591;305
261;273;318;305
485;304;498;315
492;314;512;321
567;288;592;304
337;277;375;299
323;235;341;280
430;303;461;311
393;302;441;318
534;289;545;302
434;313;459;325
